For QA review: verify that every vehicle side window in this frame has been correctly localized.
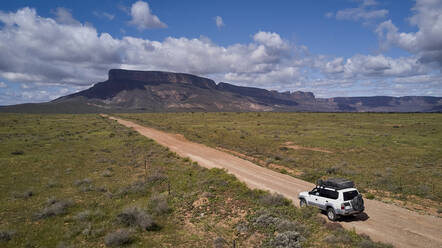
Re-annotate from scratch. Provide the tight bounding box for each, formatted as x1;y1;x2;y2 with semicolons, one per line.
319;189;328;198
329;190;338;199
320;189;339;199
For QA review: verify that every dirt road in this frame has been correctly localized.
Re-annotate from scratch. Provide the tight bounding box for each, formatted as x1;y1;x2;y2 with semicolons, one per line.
105;115;442;248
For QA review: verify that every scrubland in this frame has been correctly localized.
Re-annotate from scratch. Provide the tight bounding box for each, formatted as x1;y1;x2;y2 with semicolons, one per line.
0;114;391;247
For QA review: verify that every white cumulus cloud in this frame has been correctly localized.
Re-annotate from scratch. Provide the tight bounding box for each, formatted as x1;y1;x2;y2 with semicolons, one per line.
376;0;442;66
129;1;167;30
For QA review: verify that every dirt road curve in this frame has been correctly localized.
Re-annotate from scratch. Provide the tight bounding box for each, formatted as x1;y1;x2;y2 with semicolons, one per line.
105;115;442;248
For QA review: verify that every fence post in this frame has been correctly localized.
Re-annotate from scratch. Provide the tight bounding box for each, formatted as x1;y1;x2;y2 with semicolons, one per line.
168;180;171;195
144;158;149;183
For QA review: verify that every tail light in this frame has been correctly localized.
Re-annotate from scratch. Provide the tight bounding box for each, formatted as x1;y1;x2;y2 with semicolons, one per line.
341;203;345;210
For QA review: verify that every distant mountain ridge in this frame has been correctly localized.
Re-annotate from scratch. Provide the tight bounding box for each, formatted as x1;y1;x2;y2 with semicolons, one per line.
1;69;441;113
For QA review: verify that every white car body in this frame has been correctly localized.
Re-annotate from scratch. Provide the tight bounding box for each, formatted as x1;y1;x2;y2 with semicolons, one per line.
298;186;364;220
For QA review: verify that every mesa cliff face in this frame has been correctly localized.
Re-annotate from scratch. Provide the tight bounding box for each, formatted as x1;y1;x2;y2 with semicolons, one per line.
108;69;217;89
2;69;441;113
56;69;312;112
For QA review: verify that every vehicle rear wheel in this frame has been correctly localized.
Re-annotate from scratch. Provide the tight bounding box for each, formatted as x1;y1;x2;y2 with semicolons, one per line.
327;208;337;221
300;199;307;207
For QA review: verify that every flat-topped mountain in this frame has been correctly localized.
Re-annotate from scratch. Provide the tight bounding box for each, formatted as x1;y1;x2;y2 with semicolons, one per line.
1;69;441;113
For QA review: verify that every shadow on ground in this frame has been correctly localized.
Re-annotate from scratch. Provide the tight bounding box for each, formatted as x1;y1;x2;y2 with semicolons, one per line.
338;212;370;222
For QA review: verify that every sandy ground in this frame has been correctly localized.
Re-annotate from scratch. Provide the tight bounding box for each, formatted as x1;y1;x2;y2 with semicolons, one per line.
105;115;442;248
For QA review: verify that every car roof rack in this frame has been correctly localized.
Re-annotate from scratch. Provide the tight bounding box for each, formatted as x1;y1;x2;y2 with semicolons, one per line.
316;178;355;190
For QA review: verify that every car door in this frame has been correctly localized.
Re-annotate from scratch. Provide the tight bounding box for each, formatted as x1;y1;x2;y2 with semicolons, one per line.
307;188;322;207
318;188;332;210
320;189;338;209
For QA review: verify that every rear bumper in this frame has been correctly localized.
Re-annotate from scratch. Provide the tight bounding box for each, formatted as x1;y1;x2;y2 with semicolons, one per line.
337;208;364;216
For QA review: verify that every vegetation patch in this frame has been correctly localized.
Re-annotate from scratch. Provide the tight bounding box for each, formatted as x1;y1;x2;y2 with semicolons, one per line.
0;230;15;242
116;206;159;231
34;198;73;219
104;229;133;247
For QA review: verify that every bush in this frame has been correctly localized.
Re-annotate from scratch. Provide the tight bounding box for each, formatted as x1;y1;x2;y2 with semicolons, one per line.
47;180;60;188
236;222;249;233
35;198;73;219
254;213;280;228
74;210;93;222
298;205;319;219
273;231;303;248
104;229;133;247
13;190;33;199
101;170;113;177
80;184;94;192
322;229;352;244
116;207;158;231
82;223;92;236
74;178;92;186
0;230;15;242
56;241;72;248
116;181;148;196
260;193;290;207
324;222;343;231
213;236;226;248
74;178;94;192
277;220;306;234
365;192;375;200
149;195;170;215
326;166;340;175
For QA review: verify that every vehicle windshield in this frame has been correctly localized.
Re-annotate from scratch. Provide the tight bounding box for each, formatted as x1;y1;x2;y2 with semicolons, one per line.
343;190;359;201
309;188;319;194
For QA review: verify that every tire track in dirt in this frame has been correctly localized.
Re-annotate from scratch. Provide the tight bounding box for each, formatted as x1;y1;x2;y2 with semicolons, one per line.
104;115;442;248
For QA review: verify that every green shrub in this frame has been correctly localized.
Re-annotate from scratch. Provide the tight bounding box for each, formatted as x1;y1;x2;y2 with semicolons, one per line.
116;206;158;231
149;195;171;216
0;230;15;242
365;192;375;200
104;229;133;247
213;236;226;248
273;231;303;248
259;193;290;207
35;198;73;219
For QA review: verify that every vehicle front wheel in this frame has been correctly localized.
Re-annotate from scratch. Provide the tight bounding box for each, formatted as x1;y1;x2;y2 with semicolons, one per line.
327;208;337;221
300;199;307;207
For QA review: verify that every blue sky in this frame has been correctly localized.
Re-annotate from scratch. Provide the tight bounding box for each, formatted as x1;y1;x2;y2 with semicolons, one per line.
0;0;441;105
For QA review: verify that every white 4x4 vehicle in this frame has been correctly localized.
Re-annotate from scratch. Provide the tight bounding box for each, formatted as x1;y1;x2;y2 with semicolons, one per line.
298;178;365;221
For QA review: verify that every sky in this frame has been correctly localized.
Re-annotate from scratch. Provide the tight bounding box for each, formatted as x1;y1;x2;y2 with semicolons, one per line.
0;0;441;105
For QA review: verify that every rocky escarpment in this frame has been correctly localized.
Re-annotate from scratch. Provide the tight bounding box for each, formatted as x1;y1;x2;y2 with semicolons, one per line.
2;69;440;113
56;69;315;112
108;69;217;89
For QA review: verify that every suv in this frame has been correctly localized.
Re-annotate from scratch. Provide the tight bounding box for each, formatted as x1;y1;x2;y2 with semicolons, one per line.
298;178;365;221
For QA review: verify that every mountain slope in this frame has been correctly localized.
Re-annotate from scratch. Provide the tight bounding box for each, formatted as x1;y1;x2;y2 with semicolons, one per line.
1;69;441;113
